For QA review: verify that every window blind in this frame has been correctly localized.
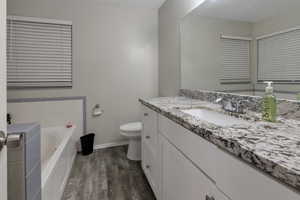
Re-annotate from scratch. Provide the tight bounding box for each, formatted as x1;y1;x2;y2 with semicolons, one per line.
257;28;300;83
221;37;250;83
7;16;72;88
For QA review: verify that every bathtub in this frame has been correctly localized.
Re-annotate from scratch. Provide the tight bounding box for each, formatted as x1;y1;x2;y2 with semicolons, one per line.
41;126;77;200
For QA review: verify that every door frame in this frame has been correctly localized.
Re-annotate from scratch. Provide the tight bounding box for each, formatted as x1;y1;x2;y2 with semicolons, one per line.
0;0;7;199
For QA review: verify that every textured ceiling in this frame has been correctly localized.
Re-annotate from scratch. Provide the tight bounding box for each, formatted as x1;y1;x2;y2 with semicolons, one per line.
193;0;300;22
95;0;167;9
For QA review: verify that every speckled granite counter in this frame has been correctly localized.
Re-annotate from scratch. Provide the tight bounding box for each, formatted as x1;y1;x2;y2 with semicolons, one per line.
139;96;300;191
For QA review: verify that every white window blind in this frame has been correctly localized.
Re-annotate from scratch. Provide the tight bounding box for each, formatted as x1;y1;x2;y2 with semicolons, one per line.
7;16;72;88
257;28;300;83
221;37;250;83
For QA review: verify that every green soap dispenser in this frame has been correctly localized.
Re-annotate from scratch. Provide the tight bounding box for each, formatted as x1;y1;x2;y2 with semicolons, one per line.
262;81;277;122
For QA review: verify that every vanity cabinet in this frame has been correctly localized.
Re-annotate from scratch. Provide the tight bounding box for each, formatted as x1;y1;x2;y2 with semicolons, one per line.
141;105;300;200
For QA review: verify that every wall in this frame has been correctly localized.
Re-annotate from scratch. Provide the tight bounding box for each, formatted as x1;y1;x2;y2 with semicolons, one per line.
159;0;206;96
181;14;252;91
7;0;159;146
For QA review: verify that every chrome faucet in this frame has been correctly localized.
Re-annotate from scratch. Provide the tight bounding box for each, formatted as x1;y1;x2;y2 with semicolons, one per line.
236;99;250;114
215;98;249;114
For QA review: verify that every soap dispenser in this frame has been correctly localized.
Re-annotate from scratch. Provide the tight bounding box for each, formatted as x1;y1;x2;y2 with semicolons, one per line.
262;81;277;122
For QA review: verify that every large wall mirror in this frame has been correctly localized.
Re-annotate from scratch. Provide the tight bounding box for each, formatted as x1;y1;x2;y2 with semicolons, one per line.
180;0;300;100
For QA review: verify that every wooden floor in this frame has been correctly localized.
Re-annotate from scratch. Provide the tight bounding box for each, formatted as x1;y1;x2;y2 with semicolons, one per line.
62;146;156;200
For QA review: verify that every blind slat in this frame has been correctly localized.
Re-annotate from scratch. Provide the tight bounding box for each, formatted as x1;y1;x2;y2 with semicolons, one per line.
7;44;71;50
8;55;72;60
8;21;71;31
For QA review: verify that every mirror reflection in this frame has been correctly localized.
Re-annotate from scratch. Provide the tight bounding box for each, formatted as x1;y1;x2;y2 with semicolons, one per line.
180;0;300;100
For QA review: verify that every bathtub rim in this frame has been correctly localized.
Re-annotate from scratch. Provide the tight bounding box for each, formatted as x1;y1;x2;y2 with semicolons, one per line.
41;126;76;189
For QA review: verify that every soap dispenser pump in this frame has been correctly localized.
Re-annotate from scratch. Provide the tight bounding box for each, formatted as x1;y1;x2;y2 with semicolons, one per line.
262;81;277;122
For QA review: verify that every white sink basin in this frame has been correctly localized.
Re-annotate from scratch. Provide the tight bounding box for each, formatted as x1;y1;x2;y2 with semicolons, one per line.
181;109;249;127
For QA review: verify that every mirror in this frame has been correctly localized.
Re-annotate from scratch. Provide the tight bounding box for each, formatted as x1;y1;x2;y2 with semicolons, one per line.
180;0;300;100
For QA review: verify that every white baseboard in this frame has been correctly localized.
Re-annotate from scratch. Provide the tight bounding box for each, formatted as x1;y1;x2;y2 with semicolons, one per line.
94;140;129;150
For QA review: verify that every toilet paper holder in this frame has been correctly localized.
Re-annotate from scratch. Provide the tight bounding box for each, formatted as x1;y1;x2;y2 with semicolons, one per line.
92;104;103;117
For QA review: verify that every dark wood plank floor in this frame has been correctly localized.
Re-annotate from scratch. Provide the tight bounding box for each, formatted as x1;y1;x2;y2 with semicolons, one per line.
62;146;156;200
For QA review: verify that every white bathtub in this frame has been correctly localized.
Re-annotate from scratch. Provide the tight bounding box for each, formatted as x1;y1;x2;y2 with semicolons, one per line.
41;126;77;200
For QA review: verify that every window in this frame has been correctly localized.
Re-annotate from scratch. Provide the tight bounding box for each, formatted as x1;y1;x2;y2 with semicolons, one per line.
221;36;251;84
257;28;300;83
7;16;72;88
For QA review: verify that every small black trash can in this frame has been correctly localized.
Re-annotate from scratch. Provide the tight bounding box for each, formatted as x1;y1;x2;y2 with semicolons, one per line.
80;133;95;155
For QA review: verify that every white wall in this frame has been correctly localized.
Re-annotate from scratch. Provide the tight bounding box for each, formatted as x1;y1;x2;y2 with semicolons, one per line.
159;0;206;96
181;14;253;91
7;0;159;146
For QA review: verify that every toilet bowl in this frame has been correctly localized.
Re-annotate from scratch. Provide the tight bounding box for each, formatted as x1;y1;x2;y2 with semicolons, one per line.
120;122;142;161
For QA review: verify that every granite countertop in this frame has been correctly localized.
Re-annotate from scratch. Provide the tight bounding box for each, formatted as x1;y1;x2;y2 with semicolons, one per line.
139;96;300;191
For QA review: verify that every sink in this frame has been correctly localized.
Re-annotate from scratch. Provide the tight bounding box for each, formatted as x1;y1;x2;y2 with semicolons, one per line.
181;109;249;127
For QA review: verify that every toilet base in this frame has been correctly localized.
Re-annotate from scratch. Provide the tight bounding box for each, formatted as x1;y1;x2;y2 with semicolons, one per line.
127;137;141;161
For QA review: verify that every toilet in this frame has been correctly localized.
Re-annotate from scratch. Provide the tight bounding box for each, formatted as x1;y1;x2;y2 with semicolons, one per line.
120;122;142;161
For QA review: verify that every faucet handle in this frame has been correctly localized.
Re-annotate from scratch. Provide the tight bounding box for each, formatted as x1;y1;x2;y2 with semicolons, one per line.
238;99;250;104
236;99;250;113
215;98;223;103
224;101;235;111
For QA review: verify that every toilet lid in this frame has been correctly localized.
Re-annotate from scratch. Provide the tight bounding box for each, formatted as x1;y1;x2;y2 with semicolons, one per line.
120;122;142;132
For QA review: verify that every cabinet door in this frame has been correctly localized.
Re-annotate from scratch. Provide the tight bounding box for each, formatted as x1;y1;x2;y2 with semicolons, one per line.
142;143;158;195
141;105;159;197
156;134;164;200
141;106;157;154
161;136;214;200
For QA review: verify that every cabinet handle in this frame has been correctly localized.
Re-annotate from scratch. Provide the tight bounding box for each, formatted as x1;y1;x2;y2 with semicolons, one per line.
145;136;150;139
144;113;149;116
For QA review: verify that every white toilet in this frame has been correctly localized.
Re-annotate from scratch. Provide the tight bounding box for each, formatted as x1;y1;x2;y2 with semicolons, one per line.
120;122;142;161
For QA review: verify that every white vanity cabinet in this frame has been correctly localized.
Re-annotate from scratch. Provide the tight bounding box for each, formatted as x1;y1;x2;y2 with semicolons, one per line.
141;105;300;200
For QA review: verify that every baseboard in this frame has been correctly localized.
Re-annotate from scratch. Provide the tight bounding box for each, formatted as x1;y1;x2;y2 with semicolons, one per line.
94;140;129;150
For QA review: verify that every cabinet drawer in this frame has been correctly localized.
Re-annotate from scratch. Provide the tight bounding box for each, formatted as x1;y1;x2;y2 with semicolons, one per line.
158;115;218;182
142;141;158;196
215;147;300;200
141;106;158;154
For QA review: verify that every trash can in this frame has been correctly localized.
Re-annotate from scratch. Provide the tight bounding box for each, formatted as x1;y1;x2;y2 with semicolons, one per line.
80;133;95;155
